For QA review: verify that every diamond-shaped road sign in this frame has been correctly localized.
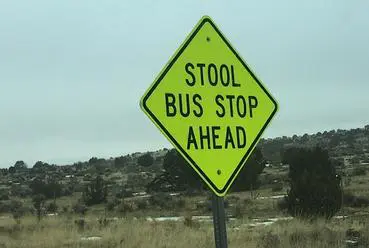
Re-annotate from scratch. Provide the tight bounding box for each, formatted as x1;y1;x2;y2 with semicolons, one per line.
140;16;278;196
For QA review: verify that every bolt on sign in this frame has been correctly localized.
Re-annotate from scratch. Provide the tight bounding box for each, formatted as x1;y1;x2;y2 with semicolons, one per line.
140;16;278;196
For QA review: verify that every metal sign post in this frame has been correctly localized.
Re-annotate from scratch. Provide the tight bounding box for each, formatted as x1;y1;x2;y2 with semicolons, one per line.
212;194;228;248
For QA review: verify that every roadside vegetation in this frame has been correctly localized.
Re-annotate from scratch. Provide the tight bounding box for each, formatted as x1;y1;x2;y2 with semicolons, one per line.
0;125;369;247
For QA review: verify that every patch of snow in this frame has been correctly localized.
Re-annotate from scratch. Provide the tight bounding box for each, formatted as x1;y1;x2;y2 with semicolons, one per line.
258;195;285;200
46;213;58;217
192;216;212;222
133;192;147;196
80;236;102;241
345;239;358;245
169;193;180;196
244;217;293;228
334;215;348;219
248;221;275;227
134;194;151;199
146;216;183;222
145;215;235;223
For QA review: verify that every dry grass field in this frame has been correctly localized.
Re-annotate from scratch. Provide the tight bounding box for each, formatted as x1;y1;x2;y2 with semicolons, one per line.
1;157;368;247
0;213;369;248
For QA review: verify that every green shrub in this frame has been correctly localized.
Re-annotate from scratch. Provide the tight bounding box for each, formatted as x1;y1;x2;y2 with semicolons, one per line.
72;203;88;216
343;192;369;208
0;191;9;200
117;201;134;214
149;193;171;209
225;195;240;202
272;183;283;192
115;188;133;198
195;200;211;212
277;197;288;213
82;175;107;206
136;200;148;210
32;194;46;221
106;201;116;212
46;202;58;213
74;218;85;231
0;201;11;213
10;185;32;197
106;198;121;212
176;197;186;208
61;205;69;213
282;147;342;219
223;199;229;208
10;200;27;224
183;214;200;229
137;153;154;167
232;204;243;218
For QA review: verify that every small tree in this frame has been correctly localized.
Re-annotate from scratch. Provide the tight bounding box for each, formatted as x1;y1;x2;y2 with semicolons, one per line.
154;149;203;192
32;194;46;221
46;202;58;213
73;202;88;216
137;153;154;167
114;155;131;168
32;161;49;173
29;178;62;199
14;160;27;171
282;146;342;219
10;200;26;224
8;166;16;174
83;175;107;206
0;191;9;200
231;147;266;192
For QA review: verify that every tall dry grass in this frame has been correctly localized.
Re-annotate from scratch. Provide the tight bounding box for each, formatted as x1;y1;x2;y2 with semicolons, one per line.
0;214;368;247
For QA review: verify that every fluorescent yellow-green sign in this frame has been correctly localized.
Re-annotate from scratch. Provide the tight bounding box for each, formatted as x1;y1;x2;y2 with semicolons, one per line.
140;16;278;196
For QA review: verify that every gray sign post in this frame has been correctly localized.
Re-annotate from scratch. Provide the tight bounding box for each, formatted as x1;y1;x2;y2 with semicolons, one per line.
212;194;228;248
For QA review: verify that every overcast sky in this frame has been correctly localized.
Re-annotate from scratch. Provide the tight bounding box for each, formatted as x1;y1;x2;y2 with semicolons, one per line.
0;1;368;168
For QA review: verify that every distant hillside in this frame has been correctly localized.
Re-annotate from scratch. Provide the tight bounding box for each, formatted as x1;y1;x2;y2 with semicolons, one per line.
259;124;369;166
1;125;368;172
0;124;368;206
